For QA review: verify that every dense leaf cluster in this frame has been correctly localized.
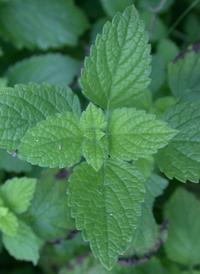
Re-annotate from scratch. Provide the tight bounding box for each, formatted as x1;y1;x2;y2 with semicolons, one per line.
0;0;200;273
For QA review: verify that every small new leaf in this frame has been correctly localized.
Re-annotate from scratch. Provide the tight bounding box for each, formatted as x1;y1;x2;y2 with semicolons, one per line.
80;5;151;109
68;159;145;270
2;221;43;265
80;103;107;131
107;108;178;161
0;82;81;152
156;102;200;183
0;207;18;236
82;137;108;171
0;177;37;214
18;112;84;168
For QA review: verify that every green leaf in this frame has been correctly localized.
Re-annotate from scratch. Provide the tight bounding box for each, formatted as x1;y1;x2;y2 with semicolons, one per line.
0;0;89;49
0;177;37;214
0;207;18;236
150;96;176;118
156;102;200;183
168;51;200;98
133;155;155;179
0;46;3;56
23;169;74;241
18;112;83;168
68;159;145;270
164;188;200;266
100;0;134;17
107;108;178;161
3;221;43;265
0;148;32;173
157;38;179;65
80;5;151;110
82;137;108;171
80;103;107;131
5;53;81;87
130;89;152;111
0;78;7;91
140;11;167;42
149;54;166;94
123;173;168;258
179;90;200;103
0;82;81;152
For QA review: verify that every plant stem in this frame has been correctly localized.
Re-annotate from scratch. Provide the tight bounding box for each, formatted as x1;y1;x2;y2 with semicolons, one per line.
167;0;200;37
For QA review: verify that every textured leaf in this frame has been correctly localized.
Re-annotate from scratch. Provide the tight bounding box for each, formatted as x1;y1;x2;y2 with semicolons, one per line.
0;82;81;152
164;188;200;266
18;112;83;168
23;169;74;241
100;0;134;17
124;173;168;258
68;159;145;270
179;90;200;103
156;102;200;183
82;137;108;171
107;108;178;161
0;148;32;173
80;103;107;131
168;51;200;98
5;53;81;87
0;0;89;49
0;177;37;214
80;5;151;110
0;207;18;236
3;221;43;265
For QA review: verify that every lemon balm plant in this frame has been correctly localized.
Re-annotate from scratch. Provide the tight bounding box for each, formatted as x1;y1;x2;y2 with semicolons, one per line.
0;3;200;272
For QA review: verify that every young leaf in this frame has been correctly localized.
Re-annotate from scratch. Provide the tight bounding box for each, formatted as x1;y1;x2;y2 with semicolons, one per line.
18;112;84;168
0;207;18;236
156;102;200;183
107;108;178;161
5;53;81;87
82;137;108;171
80;103;107;131
2;221;43;265
150;96;176;118
164;188;200;266
0;0;89;49
80;5;151;110
23;169;74;241
124;173;168;258
100;0;134;17
0;82;81;152
168;51;200;98
68;159;145;270
0;177;37;214
0;148;32;173
133;155;155;179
